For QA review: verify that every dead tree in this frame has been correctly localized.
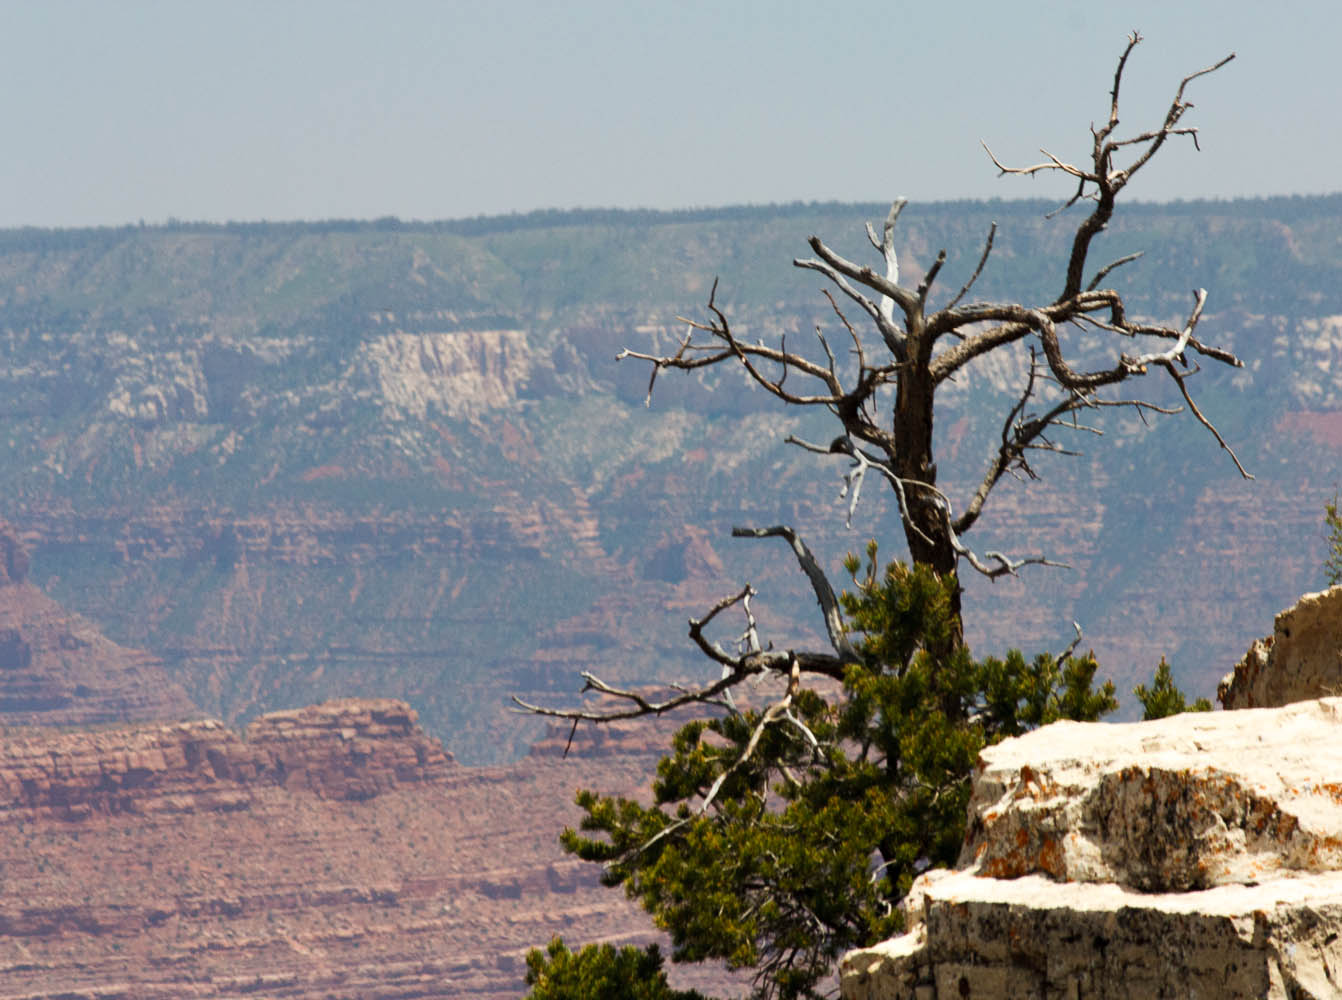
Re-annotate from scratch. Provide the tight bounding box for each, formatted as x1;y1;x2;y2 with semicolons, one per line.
519;33;1243;726
517;42;1247;999
624;34;1243;591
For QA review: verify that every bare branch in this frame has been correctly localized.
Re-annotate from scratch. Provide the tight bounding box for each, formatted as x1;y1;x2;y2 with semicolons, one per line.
1086;250;1144;291
838;448;867;528
1033;311;1138;390
1126;288;1205;369
981;141;1089;182
953;350;1092;535
510;666;751;723
619;284;858;412
1088;396;1182;416
944;223;997;311
1156;358;1254;480
732;525;856;659
1113;51;1236;181
949;527;1070;579
794;255;897;351
737;589;763;655
985;35;1233;304
819;289;861;370
783;434;841;457
928;317;1036;383
804;235;918;325
698;657;803;815
954;536;1070;579
689;585;765;667
1104;32;1143;138
866;199;907;328
1054;622;1085;665
917;249;947;306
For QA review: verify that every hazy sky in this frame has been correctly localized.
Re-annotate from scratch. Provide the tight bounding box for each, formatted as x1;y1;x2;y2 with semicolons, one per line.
2;0;1337;227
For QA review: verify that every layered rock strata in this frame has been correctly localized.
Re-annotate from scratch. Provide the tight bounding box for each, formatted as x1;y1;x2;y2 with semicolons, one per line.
0;698;726;999
0;698;452;820
842;699;1342;999
847;869;1342;1000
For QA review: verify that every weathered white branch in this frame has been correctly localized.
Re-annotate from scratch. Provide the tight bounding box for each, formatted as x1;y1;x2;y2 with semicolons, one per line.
1126;288;1205;369
510;665;754;723
866;198;906;328
698;657;801;815
732;525;855;659
1054;621;1085;665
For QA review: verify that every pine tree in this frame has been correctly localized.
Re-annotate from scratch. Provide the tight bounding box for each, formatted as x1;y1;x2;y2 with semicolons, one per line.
535;556;1115;1000
522;35;1234;1000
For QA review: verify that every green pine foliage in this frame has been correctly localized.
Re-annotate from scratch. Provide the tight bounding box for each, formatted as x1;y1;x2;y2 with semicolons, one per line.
1326;494;1342;587
523;938;707;1000
1133;657;1213;720
550;551;1117;1000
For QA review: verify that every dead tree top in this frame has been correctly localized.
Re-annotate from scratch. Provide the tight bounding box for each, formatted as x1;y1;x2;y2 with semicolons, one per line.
620;33;1244;581
523;34;1244;731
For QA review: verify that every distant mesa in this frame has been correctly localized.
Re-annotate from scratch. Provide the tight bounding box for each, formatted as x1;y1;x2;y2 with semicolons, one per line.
0;695;688;1000
0;697;454;821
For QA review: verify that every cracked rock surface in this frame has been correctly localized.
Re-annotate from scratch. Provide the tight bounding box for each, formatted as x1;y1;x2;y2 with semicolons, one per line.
843;698;1342;999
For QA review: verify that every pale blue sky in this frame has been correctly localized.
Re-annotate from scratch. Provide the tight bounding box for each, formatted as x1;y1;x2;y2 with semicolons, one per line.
2;0;1336;227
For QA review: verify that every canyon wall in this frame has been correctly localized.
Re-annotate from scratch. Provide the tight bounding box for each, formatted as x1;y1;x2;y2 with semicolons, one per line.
3;204;1341;765
0;698;729;999
0;546;725;998
0;520;195;726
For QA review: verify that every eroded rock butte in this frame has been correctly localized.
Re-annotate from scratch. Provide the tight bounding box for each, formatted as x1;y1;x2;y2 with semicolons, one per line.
0;698;728;999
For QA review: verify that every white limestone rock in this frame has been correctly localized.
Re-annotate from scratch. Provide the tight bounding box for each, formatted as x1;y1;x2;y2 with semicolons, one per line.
841;698;1342;999
1219;586;1342;709
843;869;1342;1000
962;698;1342;892
350;329;533;420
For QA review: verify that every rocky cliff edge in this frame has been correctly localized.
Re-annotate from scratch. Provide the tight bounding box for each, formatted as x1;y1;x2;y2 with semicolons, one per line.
843;590;1342;1000
1218;584;1342;709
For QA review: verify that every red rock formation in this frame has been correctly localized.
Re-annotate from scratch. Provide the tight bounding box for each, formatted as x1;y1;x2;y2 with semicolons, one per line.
642;525;726;583
0;698;735;999
0;698;451;821
0;519;197;726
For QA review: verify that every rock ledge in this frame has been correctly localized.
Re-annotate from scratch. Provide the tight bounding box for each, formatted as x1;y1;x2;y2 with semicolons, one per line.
842;698;1342;999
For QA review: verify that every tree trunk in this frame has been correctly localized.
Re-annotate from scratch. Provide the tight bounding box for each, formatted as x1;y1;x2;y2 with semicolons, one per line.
893;338;964;644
